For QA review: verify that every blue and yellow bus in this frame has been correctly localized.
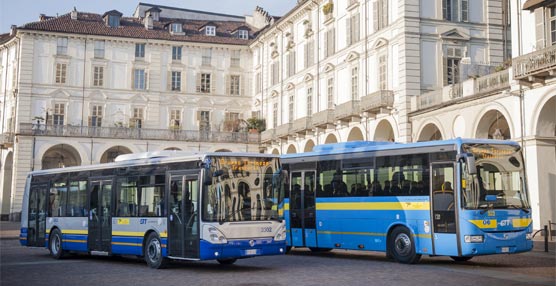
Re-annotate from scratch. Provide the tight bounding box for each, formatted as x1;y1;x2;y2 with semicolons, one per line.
280;138;533;263
20;151;287;268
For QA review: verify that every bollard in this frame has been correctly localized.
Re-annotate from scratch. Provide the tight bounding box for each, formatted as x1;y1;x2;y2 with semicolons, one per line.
544;225;548;253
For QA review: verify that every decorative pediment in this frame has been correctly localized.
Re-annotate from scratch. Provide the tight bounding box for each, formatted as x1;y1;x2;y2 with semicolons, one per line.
373;37;389;49
345;51;360;62
303;73;314;82
130;94;148;103
323;63;335;73
270;90;280;98
166;94;184;104
197;97;213;107
48;89;71;99
89;91;107;102
440;28;470;41
286;82;296;90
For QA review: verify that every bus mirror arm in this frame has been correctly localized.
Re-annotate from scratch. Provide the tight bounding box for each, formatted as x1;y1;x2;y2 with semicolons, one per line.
458;153;477;175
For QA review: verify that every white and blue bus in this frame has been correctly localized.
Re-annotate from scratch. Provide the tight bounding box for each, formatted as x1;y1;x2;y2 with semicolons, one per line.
20;151;287;268
281;138;533;263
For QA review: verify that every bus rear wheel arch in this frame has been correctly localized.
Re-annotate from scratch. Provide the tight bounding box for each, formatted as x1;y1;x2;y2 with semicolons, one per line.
144;232;168;269
49;228;66;259
388;226;421;264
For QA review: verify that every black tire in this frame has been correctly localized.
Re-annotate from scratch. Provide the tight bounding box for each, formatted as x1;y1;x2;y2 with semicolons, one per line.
49;228;65;259
217;258;237;265
451;256;473;262
144;233;168;269
389;227;421;264
309;247;332;253
285;246;293;254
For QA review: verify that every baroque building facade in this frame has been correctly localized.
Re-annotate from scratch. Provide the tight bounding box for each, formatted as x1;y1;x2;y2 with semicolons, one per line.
1;1;554;230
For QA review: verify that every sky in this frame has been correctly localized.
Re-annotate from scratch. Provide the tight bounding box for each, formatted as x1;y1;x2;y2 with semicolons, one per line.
0;0;299;34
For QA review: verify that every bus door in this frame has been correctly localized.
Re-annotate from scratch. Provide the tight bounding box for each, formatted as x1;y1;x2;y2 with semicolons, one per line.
27;183;48;247
168;172;200;259
289;171;316;248
430;163;459;256
88;179;113;253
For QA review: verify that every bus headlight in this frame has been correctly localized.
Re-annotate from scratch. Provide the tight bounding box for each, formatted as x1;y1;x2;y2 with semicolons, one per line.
526;233;532;240
464;235;484;243
203;226;228;244
274;225;286;241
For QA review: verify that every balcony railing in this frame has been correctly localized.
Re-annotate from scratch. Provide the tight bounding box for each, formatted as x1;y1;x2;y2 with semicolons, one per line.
275;123;292;138
416;89;442;110
513;44;556;81
312;109;335;128
0;132;14;148
261;128;275;143
334;100;360;121
476;70;509;94
18;123;260;144
360;90;394;113
292;117;312;133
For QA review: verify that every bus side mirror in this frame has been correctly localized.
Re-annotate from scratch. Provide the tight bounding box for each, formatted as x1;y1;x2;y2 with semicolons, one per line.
466;155;477;175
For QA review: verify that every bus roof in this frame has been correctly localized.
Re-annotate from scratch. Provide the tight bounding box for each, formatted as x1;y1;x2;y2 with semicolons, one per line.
281;138;520;159
28;151;279;176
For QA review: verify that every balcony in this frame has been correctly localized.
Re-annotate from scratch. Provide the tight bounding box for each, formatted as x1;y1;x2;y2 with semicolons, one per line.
291;117;312;134
311;109;335;129
360;90;394;114
18;123;260;144
275;123;292;139
476;70;510;94
261;128;275;143
0;132;14;148
334;100;360;122
513;44;556;85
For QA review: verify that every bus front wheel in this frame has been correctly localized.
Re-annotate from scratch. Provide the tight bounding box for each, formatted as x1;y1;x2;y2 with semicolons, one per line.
49;228;65;259
389;227;421;264
144;233;168;269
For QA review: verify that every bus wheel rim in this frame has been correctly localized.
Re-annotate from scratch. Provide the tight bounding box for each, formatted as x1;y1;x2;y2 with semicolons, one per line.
394;233;411;256
148;239;161;261
52;234;60;254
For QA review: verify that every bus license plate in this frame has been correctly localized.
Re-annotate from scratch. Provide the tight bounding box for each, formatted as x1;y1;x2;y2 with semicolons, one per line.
501;247;509;253
244;249;259;255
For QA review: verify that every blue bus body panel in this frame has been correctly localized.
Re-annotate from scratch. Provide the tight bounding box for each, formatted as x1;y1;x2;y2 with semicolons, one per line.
290;228;303;247
199;238;284;260
434;233;458;255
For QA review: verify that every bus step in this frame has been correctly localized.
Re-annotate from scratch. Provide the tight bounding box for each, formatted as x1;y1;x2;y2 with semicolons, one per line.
90;251;110;256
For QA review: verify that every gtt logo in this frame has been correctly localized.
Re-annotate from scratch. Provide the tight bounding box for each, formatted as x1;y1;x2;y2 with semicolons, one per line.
498;219;511;227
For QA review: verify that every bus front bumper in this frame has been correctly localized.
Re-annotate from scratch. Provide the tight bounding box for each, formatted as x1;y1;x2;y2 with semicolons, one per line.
199;238;286;260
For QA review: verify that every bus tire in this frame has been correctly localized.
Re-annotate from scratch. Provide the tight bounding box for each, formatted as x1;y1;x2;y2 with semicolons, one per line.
451;256;473;262
217;258;237;265
144;232;168;269
389;226;421;264
49;228;65;259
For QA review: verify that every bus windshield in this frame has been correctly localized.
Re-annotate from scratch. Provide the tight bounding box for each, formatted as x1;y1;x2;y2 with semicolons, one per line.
462;144;530;210
202;156;283;222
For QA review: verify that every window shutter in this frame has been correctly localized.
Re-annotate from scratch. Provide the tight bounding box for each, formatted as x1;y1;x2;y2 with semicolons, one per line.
196;110;201;121
346;17;351;45
167;71;172;91
373;1;379;31
461;0;468;22
324;31;329;58
443;56;448;86
87;116;92;126
535;8;545;50
145;71;148;90
354;13;360;42
381;1;388;28
196;73;201;92
331;28;335;55
304;42;309;69
180;72;184;92
131;69;135;89
210;74;216;94
442;0;448;20
226;75;231;95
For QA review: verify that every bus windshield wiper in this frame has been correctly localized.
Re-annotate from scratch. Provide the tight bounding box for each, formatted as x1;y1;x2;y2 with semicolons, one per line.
507;204;530;213
219;207;247;224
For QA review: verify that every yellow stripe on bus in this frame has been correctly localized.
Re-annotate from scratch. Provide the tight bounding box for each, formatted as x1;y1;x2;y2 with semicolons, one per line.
316;202;430;211
318;230;431;239
512;218;531;228
112;242;142;247
112;231;167;238
65;239;87;243
62;230;88;235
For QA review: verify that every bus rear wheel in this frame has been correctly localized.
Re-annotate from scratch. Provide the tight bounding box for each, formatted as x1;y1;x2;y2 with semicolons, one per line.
49;228;65;259
144;233;168;269
389;227;421;264
217;258;237;265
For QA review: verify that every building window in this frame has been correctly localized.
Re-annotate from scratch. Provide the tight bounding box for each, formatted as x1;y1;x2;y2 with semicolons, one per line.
108;15;120;28
271;61;279;85
289;92;295;122
444;47;462;85
197;73;212;93
198;110;210;132
130;107;144;128
57;37;68;55
170;109;181;129
307;86;313;115
94;40;105;58
171;71;181;91
378;54;387;90
256;72;261;93
135;43;145;59
346;13;360;46
327;77;334;109
205;26;216;36
442;0;469;22
93;66;104;87
89;105;103;127
172;46;182;61
351;66;359;100
53;103;65;126
325;28;336;58
170;23;182;33
202;48;212;66
134;69;146;90
287;52;296;78
273;103;278;128
229;75;241;96
55;63;67;84
304;39;315;69
238;29;249;39
231;50;240;67
373;0;388;31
